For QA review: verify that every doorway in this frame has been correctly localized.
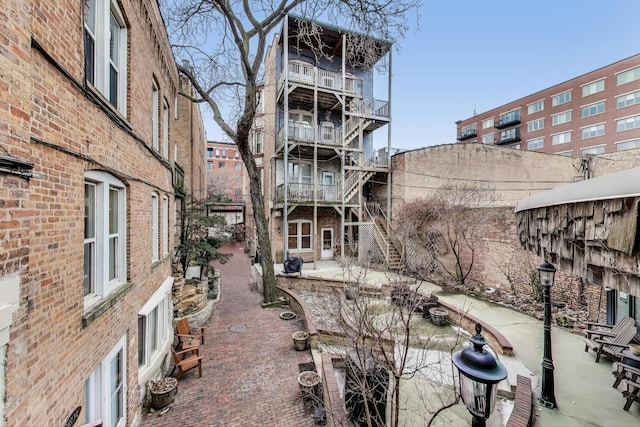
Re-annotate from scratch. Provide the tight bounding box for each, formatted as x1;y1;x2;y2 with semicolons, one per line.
321;228;334;259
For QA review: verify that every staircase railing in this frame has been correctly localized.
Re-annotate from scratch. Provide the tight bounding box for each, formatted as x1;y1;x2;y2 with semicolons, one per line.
364;203;390;262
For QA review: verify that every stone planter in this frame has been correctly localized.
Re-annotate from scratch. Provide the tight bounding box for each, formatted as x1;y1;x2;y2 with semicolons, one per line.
297;370;321;405
293;331;309;351
429;307;449;326
150;377;178;409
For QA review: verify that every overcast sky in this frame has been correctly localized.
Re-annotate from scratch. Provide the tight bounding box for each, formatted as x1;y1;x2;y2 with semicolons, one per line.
201;0;640;151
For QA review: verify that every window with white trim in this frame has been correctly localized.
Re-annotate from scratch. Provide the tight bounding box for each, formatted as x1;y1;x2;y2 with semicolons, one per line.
551;131;571;145
581;123;605;139
83;0;127;113
582;79;605;97
85;335;127;427
152;80;159;150
527;138;544;150
527;100;544;114
552;110;571;126
253;131;263;154
152;193;159;262
551;90;571;106
162;98;169;158
616;115;640;132
162;195;169;257
84;171;126;309
288;220;312;251
617;90;640;109
581;101;604;118
581;145;605;155
527;118;544;132
288;162;312;184
617;66;640;86
617;138;640;151
138;297;168;368
481;118;494;129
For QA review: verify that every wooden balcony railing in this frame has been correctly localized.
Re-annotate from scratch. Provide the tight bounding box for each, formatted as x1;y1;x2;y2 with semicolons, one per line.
281;60;364;96
276;182;341;203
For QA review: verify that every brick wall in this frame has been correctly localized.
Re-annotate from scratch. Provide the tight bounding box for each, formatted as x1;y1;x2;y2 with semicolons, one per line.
0;0;200;425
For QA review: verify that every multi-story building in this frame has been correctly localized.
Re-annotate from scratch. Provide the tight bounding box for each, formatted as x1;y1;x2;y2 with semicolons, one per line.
206;140;246;228
258;16;399;267
0;1;204;425
456;53;640;156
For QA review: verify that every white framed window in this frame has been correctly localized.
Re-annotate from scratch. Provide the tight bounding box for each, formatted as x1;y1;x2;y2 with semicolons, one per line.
152;80;159;150
582;79;605;97
83;0;127;113
84;171;126;309
215;148;220;157
551;131;571;145
253;131;263;153
617;66;640;86
581;145;605;155
137;277;172;382
527;100;544;114
581;101;605;118
481;118;494;129
581;123;605;139
162;195;169;257
527;118;544;132
527;137;544;150
152;193;159;262
551;90;571;107
222;149;227;158
235;163;242;171
617;90;640;109
481;133;494;144
288;162;312;184
552;110;572;126
616;115;640;132
288;220;312;251
85;334;127;427
162;98;169;158
616;138;640;151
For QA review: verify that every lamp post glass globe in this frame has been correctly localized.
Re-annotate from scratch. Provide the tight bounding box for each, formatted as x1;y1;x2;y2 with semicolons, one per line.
452;323;508;426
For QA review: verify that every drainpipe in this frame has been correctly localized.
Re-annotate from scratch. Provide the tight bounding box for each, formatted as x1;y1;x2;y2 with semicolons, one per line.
283;16;289;262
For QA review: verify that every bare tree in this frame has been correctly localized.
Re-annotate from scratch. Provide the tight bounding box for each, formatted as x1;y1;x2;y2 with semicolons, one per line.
295;265;463;426
160;0;420;304
395;183;503;288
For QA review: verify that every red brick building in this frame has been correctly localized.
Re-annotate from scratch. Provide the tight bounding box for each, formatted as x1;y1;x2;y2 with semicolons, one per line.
0;1;204;425
456;54;640;156
206;140;245;202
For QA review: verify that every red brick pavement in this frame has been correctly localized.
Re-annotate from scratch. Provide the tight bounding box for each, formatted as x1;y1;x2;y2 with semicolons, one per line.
140;242;318;427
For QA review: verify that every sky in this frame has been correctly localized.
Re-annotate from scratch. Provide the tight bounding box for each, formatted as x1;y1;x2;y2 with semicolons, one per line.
201;0;640;151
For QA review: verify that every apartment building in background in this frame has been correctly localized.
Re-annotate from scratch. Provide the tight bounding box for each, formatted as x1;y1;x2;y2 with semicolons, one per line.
206;140;246;228
0;0;205;425
456;53;640;157
257;15;400;267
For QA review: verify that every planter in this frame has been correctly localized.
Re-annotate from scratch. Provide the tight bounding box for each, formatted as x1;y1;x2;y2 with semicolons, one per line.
293;331;309;351
429;307;449;326
150;377;178;409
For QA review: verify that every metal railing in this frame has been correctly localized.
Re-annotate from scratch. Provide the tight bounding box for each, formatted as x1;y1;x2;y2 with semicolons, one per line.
276;182;342;202
280;61;365;96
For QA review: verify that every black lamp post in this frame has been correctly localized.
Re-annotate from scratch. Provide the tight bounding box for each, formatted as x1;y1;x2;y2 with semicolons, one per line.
452;323;507;427
537;261;558;409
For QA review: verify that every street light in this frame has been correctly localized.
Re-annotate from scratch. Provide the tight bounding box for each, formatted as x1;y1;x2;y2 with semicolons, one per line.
452;323;507;427
537;261;558;409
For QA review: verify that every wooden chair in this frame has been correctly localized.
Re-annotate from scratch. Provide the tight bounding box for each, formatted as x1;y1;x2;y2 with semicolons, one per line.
621;378;640;411
171;347;203;380
584;316;635;342
584;323;638;363
176;317;205;348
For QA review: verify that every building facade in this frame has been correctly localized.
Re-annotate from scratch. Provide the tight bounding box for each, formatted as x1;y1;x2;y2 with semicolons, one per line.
259;16;397;267
0;0;204;425
456;54;640;157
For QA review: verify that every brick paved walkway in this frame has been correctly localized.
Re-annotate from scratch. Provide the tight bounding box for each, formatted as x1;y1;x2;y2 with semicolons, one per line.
140;242;317;427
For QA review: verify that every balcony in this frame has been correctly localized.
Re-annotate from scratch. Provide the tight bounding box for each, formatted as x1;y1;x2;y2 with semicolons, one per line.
276;182;341;203
457;128;477;141
494;112;521;129
280;60;365;96
276;122;343;151
495;128;521;145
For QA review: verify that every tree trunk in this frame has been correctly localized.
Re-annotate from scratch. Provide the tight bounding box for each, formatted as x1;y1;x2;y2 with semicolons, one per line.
236;116;278;304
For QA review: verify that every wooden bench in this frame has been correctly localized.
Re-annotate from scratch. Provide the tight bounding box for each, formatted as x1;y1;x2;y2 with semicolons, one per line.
506;375;533;427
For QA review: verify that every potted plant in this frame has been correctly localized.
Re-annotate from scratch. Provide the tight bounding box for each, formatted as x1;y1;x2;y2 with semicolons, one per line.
429;307;449;326
150;377;178;409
